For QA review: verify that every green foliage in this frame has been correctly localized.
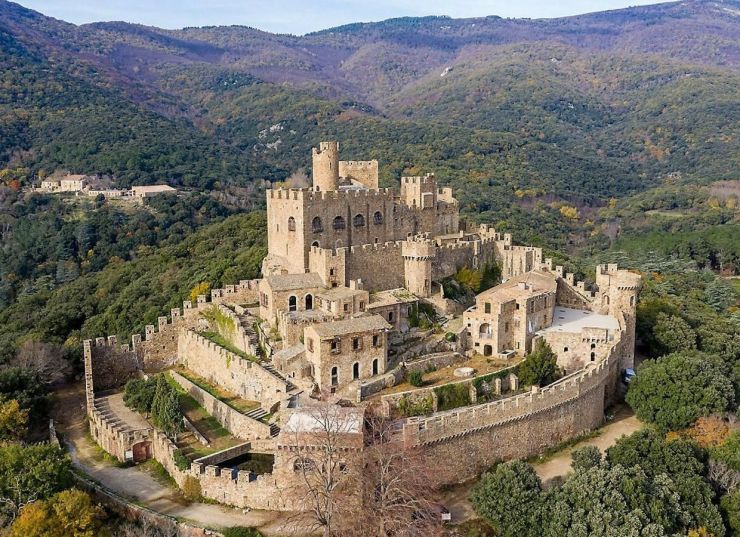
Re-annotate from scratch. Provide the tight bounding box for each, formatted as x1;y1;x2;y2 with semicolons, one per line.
710;429;740;471
0;443;72;514
182;475;202;501
626;351;735;431
8;488;106;537
151;375;183;437
198;331;256;361
222;528;264;537
720;488;740;537
470;460;543;537
397;394;433;417
606;429;706;479
202;305;236;338
408;370;424;387
570;445;601;472
123;376;158;414
173;449;191;472
517;340;561;387
0;367;49;423
434;382;472;411
653;312;697;354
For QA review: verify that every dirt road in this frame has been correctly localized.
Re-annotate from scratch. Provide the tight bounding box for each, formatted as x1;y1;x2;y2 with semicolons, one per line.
440;405;643;523
52;383;303;535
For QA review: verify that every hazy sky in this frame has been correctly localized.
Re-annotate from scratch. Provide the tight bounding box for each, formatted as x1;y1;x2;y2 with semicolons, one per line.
15;0;668;35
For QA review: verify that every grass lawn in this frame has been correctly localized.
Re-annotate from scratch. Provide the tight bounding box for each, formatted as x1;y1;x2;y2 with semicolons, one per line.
198;330;258;362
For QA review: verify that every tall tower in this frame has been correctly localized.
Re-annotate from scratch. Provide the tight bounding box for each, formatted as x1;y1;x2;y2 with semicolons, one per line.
312;141;340;192
402;239;435;298
595;264;642;370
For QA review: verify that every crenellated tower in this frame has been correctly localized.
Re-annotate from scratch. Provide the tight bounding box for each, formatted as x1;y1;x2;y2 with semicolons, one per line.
312;141;340;192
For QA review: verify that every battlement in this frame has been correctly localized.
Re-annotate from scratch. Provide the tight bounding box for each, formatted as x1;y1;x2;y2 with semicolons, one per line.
348;241;404;254
401;240;436;259
401;173;436;185
267;187;393;202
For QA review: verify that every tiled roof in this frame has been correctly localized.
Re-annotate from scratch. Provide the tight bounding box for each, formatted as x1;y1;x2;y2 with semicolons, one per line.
308;314;391;338
266;272;324;291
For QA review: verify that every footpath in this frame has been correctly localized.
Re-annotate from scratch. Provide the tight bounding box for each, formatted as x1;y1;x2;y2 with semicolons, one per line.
52;383;300;535
440;405;643;522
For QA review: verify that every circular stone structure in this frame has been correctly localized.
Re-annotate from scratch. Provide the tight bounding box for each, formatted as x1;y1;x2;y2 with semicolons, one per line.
454;367;475;378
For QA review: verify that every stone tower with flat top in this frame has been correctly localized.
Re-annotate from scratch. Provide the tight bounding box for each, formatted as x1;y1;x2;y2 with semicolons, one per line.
312;141;340;192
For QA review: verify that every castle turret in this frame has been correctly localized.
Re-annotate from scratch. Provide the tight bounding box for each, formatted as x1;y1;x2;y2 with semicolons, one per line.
312;141;339;192
402;239;436;297
595;264;642;369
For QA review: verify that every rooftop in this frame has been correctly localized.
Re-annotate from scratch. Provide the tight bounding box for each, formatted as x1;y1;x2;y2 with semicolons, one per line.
62;174;89;181
478;270;557;303
266;272;324;291
538;307;620;335
308;314;391;338
131;185;176;193
282;406;364;434
316;286;366;301
368;288;417;308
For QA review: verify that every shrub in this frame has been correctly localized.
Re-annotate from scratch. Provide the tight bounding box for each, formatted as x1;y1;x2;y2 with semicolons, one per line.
517;340;560;387
408;370;424;387
123;376;157;414
434;382;471;411
223;528;263;537
445;332;457;342
397;394;433;417
571;446;602;471
182;475;202;501
173;449;191;472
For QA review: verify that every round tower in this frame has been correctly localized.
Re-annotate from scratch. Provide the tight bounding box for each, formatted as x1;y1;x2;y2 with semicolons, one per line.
312;141;339;191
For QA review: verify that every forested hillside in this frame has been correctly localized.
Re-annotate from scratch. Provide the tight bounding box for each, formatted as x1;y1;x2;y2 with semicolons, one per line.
0;0;738;363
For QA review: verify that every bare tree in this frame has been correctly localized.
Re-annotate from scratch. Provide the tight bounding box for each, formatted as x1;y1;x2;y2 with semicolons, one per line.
0;476;37;526
348;411;443;537
12;339;71;386
282;404;364;537
284;169;310;189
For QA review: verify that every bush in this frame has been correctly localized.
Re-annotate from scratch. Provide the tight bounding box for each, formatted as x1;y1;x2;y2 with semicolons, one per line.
571;446;602;471
223;528;263;537
517;340;561;387
397;394;433;417
173;449;191;472
123;376;157;414
408;370;424;387
626;351;734;431
434;382;471;411
182;476;202;501
445;332;457;342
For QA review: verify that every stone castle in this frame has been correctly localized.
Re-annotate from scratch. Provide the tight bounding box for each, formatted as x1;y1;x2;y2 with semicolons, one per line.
84;141;641;516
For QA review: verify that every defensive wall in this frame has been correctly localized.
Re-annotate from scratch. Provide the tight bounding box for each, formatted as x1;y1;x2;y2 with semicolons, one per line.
397;315;627;485
177;330;289;409
170;371;272;440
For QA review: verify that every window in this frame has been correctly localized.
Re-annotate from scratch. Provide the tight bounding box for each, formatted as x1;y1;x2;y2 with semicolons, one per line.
352;362;359;379
333;216;345;230
305;294;313;310
388;311;394;322
504;322;509;333
311;241;320;248
591;343;596;349
352;337;361;350
288;217;296;231
331;366;338;385
590;352;596;362
630;296;635;306
515;303;520;310
288;295;297;312
484;302;491;314
343;303;349;313
353;214;365;227
312;217;323;233
372;334;380;347
373;211;383;225
294;458;315;472
359;301;365;311
329;268;335;276
331;339;341;353
372;359;378;375
563;347;569;352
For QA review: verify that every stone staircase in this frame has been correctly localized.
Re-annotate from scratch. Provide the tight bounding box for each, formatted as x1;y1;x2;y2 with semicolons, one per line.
237;313;263;358
260;361;298;393
244;407;281;437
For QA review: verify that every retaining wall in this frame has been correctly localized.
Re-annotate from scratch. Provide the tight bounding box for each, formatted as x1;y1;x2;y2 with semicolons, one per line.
170;371;271;440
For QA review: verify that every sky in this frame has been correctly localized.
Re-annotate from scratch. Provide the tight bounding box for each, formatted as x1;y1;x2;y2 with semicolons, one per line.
15;0;668;35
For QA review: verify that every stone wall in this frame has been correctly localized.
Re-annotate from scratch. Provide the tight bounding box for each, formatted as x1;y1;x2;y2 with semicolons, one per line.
345;242;405;291
170;371;271;440
177;330;289;408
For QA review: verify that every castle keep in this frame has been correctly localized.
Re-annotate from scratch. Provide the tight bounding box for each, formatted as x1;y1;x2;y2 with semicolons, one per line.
84;141;641;515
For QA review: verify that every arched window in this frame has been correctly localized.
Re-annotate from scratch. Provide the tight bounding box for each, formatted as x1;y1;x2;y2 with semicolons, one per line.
333;216;345;230
373;211;383;225
288;217;296;231
353;214;365;227
372;359;378;376
590;352;596;362
331;366;338;386
311;241;320;248
352;362;359;380
305;294;313;310
479;323;491;338
288;296;297;312
590;343;596;349
312;217;323;233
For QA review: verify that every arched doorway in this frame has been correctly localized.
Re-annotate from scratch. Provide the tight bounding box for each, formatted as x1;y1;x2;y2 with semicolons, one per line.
132;441;151;462
483;345;493;357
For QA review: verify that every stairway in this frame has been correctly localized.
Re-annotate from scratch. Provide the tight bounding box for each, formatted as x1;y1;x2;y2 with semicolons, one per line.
260;361;298;392
245;407;268;421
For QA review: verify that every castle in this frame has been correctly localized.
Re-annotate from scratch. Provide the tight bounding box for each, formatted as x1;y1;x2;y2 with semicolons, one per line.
83;141;641;517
